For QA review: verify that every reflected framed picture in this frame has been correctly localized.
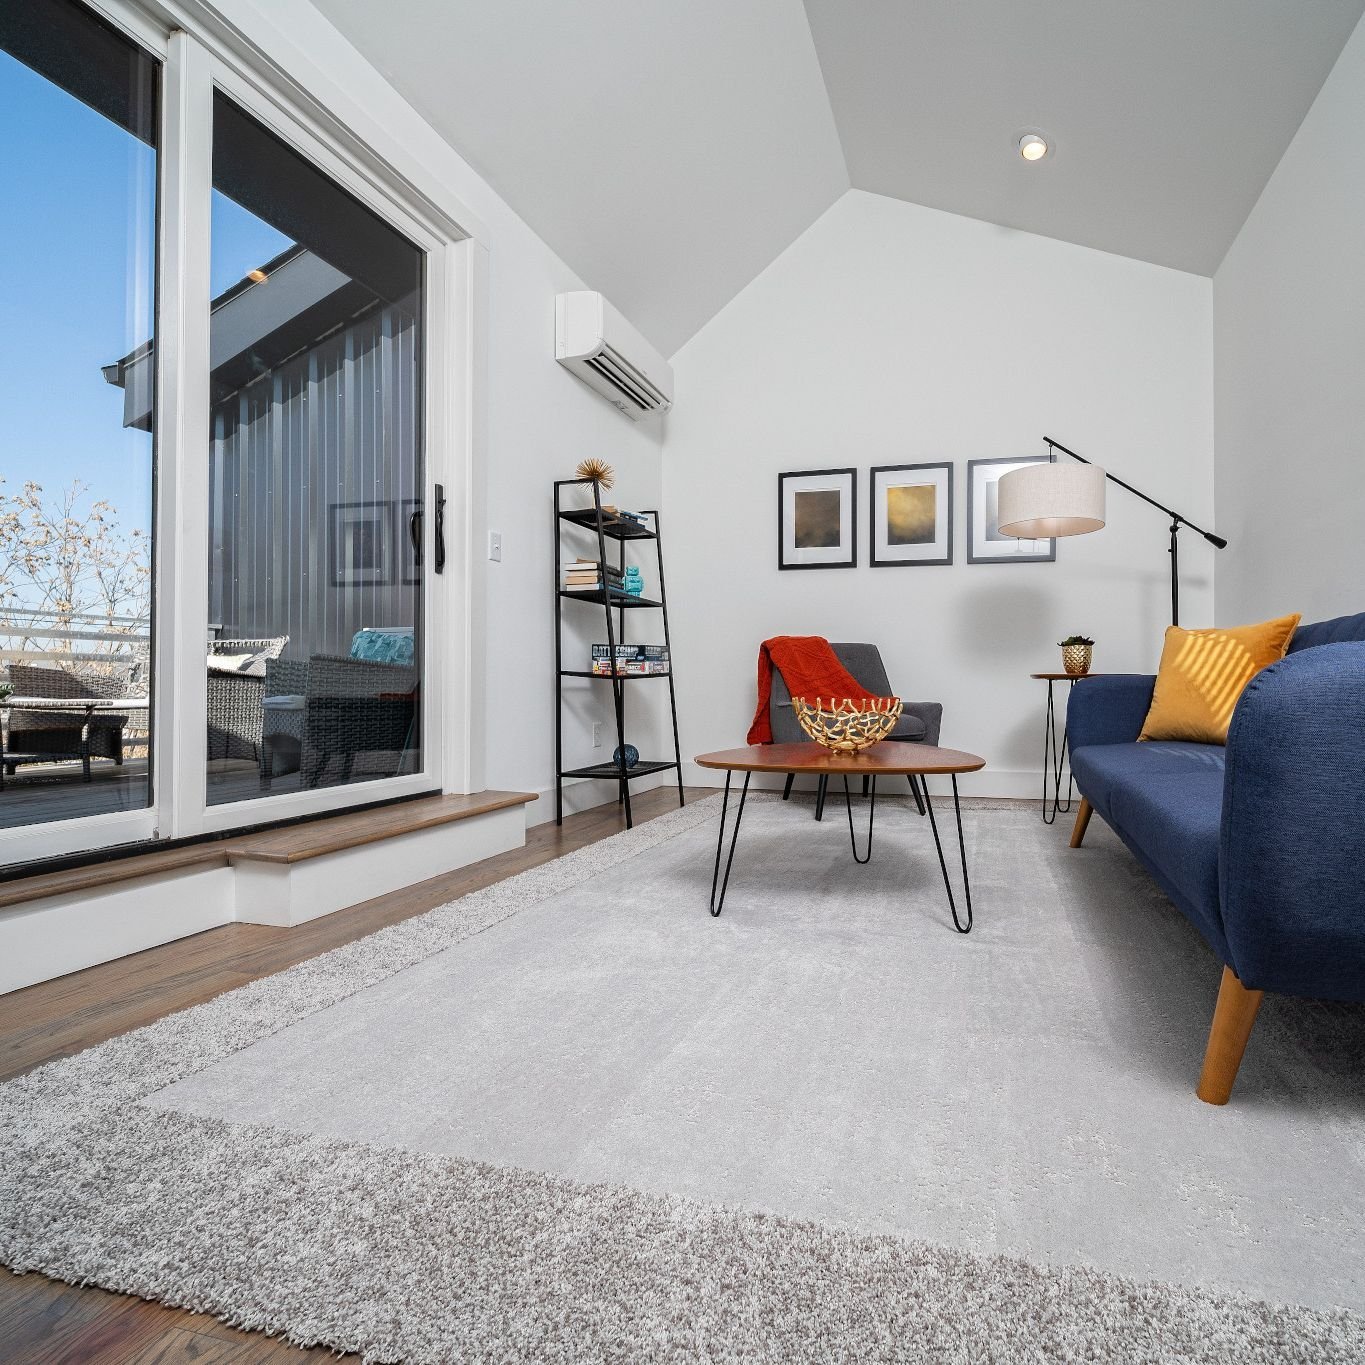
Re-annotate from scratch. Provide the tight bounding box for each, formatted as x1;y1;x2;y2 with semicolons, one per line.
869;462;952;567
330;501;394;587
778;467;857;570
966;458;1056;564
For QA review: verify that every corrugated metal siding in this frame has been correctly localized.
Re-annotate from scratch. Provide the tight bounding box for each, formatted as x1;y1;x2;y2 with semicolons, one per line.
208;302;422;662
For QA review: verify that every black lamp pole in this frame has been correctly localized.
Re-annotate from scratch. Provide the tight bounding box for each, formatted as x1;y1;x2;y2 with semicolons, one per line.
1044;437;1227;627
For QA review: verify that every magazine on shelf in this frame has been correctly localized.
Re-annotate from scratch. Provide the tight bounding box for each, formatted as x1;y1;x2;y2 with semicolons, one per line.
591;644;668;662
590;661;670;676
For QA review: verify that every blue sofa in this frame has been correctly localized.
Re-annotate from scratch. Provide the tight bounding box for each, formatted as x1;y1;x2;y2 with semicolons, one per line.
1066;612;1365;1103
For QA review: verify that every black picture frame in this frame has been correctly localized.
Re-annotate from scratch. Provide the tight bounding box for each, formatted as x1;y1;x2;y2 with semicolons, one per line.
869;462;954;567
778;467;857;570
329;500;395;587
966;457;1057;565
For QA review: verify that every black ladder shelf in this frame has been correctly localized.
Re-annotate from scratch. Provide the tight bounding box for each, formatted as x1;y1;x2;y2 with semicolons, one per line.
553;477;685;828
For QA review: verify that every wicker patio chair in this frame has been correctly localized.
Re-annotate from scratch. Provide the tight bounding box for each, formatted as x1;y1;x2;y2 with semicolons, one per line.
205;636;289;762
297;655;418;788
4;664;136;783
258;657;310;784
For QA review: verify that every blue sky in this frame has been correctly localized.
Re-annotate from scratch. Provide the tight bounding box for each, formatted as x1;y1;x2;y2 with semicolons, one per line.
0;47;291;532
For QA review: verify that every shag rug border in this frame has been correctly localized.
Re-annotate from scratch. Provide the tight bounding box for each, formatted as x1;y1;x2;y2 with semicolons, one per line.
1;795;1361;1363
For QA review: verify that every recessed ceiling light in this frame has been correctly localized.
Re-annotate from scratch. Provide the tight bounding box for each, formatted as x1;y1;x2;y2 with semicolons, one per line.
246;268;268;283
1018;133;1049;162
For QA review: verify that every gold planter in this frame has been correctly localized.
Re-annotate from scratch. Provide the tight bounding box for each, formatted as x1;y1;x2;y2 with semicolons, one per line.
1062;644;1093;677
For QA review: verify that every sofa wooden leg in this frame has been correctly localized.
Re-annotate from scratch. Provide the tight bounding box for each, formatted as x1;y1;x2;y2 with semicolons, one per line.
1069;797;1093;848
1196;966;1264;1105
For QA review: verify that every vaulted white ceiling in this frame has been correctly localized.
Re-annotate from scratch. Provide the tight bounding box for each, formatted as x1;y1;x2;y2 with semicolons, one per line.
310;0;848;357
314;0;1364;356
805;0;1365;280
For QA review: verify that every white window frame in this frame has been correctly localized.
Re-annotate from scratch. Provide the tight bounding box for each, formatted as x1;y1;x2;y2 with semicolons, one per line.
1;0;484;866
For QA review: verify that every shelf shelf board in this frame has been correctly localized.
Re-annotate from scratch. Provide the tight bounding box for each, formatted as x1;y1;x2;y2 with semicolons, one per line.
558;507;657;540
560;760;678;781
559;669;672;679
558;588;662;609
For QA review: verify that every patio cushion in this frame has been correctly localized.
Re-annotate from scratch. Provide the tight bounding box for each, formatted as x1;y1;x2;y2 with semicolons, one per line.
350;628;415;665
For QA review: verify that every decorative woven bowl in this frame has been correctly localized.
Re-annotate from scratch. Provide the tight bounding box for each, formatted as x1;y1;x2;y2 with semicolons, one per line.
792;696;903;752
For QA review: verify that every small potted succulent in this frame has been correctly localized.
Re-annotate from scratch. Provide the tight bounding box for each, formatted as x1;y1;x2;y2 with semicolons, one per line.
1059;635;1094;677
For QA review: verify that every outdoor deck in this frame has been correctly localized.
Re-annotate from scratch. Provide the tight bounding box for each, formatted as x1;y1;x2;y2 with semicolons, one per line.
0;759;313;831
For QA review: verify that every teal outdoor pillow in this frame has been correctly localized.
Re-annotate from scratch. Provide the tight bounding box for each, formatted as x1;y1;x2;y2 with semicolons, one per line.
350;628;415;665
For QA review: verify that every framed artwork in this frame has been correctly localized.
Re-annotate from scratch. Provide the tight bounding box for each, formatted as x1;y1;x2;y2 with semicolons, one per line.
330;501;394;587
869;462;953;567
778;467;857;570
966;458;1056;564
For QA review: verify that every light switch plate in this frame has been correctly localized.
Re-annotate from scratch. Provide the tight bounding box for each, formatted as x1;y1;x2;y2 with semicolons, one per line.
488;530;502;562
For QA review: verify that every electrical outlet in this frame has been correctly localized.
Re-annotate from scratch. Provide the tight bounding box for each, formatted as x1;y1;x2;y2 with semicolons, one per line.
592;722;603;748
487;530;502;562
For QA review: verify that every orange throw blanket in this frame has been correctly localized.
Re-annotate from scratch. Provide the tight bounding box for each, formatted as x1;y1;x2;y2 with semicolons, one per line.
746;636;883;745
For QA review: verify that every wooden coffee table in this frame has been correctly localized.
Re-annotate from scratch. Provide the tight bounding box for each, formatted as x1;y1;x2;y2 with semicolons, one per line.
694;741;986;933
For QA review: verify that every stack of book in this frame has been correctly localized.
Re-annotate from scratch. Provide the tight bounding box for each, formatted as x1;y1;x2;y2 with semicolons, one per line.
562;558;625;593
591;644;670;676
601;506;649;530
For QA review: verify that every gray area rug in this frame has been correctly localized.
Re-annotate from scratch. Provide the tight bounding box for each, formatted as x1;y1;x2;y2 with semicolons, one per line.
3;795;1364;1363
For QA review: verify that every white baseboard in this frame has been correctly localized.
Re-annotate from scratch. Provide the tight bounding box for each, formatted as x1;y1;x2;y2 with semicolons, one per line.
525;771;672;827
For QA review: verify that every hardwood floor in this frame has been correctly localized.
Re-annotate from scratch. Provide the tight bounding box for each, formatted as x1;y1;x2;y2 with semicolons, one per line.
0;785;706;1363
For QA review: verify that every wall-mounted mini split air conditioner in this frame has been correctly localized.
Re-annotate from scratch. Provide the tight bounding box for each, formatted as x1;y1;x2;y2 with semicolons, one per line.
555;291;673;421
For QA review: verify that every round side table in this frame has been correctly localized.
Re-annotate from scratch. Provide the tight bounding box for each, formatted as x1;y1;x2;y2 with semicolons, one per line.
1030;674;1106;825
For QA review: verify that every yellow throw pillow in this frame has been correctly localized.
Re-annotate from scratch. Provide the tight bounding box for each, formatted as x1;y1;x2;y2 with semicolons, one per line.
1139;614;1300;745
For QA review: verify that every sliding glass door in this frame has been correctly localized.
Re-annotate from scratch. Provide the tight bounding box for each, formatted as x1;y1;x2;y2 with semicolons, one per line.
203;92;425;806
0;0;447;870
0;0;158;845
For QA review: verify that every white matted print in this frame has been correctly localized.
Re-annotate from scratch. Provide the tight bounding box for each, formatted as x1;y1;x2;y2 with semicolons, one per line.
778;468;857;570
967;458;1056;564
869;463;952;566
330;500;396;586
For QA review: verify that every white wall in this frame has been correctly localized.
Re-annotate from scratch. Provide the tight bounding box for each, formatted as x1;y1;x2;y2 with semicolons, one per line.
480;214;669;817
1213;12;1365;627
664;190;1214;796
199;0;670;821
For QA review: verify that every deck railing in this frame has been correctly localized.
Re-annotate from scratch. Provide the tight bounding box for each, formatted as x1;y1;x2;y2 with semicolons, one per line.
0;609;150;669
1;611;152;755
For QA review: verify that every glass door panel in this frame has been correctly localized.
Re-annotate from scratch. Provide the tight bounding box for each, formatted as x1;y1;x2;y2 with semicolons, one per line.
205;91;425;806
0;0;158;835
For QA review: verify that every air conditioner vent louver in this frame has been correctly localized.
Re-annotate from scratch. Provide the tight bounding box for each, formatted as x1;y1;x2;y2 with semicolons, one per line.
555;292;673;421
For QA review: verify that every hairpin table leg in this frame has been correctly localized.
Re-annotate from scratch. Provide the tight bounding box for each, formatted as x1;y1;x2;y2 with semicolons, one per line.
842;774;876;864
1041;679;1075;825
709;770;751;917
923;774;974;934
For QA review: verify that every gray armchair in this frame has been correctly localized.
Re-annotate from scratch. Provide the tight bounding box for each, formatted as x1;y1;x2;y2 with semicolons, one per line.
769;642;942;820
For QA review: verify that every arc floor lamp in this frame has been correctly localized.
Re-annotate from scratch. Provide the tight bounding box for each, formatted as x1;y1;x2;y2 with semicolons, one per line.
996;437;1227;626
